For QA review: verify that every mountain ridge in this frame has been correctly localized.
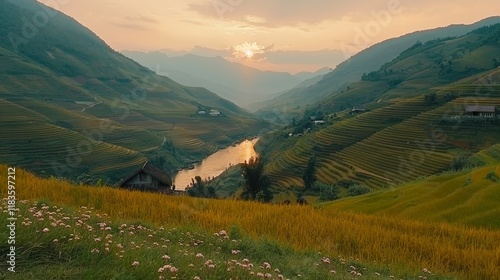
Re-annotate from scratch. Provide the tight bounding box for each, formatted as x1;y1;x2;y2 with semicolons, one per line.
122;51;306;106
253;16;500;118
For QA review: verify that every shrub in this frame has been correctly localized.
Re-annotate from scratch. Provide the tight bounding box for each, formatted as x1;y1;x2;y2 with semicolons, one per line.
450;155;468;171
347;185;371;197
315;182;339;202
485;171;499;182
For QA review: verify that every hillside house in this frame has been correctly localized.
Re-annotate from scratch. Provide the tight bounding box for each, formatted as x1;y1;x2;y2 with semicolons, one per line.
118;161;172;193
314;120;326;125
464;105;496;118
351;106;367;114
209;109;221;116
197;110;207;115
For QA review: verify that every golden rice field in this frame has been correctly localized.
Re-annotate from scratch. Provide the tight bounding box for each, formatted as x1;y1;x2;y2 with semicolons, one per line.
1;165;499;279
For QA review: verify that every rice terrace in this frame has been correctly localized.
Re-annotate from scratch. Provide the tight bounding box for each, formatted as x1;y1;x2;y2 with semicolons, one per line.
1;0;500;279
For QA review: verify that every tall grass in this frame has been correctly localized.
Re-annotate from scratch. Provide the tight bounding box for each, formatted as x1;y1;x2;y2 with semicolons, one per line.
2;165;499;279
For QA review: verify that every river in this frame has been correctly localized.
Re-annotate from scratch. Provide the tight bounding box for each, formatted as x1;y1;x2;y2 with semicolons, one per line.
173;138;259;190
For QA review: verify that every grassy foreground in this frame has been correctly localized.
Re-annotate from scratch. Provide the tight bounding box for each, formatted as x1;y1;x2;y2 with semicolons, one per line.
1;165;500;279
1;200;436;280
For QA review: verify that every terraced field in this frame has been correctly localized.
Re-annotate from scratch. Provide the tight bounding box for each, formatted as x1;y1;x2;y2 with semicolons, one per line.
265;97;445;188
0;120;146;177
265;94;500;191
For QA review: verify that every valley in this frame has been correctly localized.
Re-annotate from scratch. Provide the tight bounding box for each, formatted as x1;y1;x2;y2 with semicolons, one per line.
0;1;499;279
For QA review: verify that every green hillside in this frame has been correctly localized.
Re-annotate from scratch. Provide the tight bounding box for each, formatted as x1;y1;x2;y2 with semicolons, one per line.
324;145;500;229
0;0;269;182
258;24;500;197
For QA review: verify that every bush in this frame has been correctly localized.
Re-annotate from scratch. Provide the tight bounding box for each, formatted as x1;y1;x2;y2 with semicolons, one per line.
450;155;468;171
485;172;499;183
315;182;339;202
348;185;371;197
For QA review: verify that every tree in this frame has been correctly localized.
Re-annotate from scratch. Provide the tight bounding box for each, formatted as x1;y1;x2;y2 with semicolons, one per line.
424;92;437;105
493;58;499;68
316;182;339;202
303;156;316;189
241;156;273;202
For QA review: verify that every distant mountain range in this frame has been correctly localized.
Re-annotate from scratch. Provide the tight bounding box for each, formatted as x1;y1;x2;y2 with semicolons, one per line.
252;16;500;119
122;51;330;107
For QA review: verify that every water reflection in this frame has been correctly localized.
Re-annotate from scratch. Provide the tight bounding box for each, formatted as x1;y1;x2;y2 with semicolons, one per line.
173;138;258;190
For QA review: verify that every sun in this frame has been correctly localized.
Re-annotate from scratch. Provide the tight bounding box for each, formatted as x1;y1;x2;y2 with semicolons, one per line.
245;49;254;58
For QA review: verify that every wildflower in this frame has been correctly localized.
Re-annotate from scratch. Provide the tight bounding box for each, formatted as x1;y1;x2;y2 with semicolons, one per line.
132;261;140;267
91;248;100;254
194;277;201;280
196;253;204;258
42;228;49;233
262;262;271;270
265;273;272;278
53;239;58;243
256;272;264;278
375;272;381;276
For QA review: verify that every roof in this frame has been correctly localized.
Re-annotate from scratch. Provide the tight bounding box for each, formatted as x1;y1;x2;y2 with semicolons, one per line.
464;105;495;113
352;106;366;111
118;161;172;187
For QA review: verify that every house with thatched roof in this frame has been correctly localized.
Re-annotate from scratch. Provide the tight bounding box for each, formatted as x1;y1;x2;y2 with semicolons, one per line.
117;161;172;193
464;105;496;118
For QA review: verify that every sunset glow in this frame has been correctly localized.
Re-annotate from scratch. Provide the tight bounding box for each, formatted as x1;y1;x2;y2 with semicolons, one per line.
37;0;499;72
245;49;254;59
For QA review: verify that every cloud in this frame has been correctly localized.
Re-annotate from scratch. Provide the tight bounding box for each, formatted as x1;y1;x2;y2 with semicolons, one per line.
124;14;159;23
188;0;396;28
231;42;275;61
112;22;150;30
181;19;206;26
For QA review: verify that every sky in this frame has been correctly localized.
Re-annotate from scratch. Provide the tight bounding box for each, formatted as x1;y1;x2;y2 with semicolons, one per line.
39;0;499;73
